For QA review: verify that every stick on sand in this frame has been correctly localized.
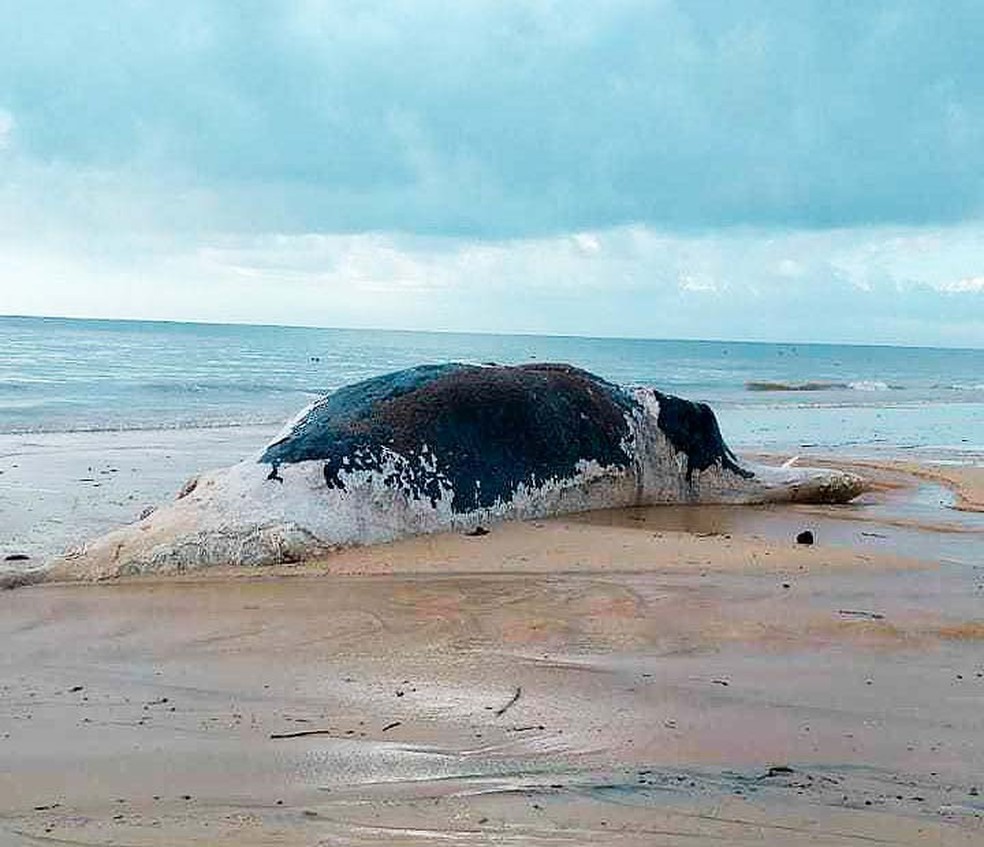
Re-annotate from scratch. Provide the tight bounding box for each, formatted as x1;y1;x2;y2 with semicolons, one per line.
494;686;522;717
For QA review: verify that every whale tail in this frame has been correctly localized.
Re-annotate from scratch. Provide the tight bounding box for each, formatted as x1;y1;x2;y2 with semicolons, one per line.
744;462;866;504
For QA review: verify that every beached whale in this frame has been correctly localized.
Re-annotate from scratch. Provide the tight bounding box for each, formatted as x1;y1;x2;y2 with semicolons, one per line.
36;362;862;582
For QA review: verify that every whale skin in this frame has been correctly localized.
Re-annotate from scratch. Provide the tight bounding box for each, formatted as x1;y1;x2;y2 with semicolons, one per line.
35;363;864;582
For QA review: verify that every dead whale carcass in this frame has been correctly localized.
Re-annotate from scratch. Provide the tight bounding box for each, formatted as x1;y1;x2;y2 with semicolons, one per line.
45;363;864;580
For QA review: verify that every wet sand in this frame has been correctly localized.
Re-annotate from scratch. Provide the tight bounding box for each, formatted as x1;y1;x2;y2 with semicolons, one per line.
0;426;276;562
843;459;983;513
2;455;984;844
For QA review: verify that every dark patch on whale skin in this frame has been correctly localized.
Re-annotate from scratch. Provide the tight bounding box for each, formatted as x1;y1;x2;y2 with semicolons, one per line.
260;363;637;513
652;391;753;481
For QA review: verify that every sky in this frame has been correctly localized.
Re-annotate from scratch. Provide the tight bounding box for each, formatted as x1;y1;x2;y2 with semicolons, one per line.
1;1;983;346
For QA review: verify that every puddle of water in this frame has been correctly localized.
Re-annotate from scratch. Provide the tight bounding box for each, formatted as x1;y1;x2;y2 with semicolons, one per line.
574;478;984;569
859;481;984;532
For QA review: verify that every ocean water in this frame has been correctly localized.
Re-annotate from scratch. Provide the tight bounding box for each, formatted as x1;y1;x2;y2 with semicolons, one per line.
2;315;983;461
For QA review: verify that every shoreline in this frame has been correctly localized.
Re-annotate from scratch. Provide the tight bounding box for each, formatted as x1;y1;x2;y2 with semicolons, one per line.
0;425;279;563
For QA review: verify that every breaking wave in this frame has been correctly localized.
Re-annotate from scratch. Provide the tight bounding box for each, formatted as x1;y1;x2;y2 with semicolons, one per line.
847;380;895;391
940;383;984;391
746;380;901;392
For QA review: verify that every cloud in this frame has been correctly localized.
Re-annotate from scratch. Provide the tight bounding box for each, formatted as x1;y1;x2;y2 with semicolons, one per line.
939;276;984;293
2;222;981;346
0;1;982;346
2;1;984;237
0;108;12;149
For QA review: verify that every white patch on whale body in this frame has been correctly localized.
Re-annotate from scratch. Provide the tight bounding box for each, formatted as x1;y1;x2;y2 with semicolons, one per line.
632;386;661;423
45;384;865;581
263;394;326;454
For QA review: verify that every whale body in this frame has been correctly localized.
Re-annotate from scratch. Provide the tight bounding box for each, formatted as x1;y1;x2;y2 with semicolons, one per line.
40;363;863;581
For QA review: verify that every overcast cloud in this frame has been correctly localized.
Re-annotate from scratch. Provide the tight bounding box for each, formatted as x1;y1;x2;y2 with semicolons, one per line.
1;1;982;344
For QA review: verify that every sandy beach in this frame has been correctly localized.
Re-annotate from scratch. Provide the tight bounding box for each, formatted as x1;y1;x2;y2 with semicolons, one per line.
2;433;983;845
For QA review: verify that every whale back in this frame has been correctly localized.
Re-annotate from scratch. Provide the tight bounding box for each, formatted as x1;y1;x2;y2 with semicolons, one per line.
260;363;640;514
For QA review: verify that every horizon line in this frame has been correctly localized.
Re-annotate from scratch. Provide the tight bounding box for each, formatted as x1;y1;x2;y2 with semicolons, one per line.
2;311;982;353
